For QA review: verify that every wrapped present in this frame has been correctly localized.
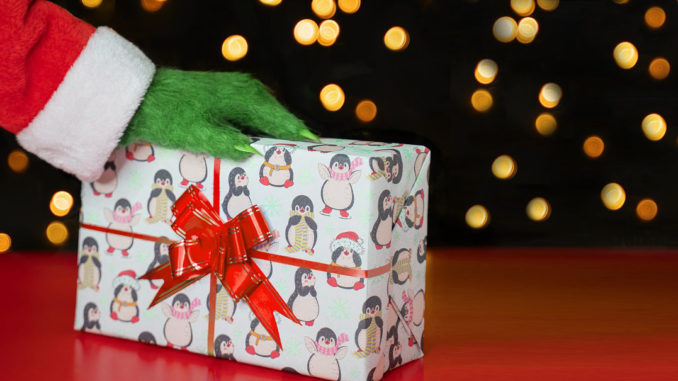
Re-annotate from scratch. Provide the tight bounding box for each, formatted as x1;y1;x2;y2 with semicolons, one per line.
75;138;430;381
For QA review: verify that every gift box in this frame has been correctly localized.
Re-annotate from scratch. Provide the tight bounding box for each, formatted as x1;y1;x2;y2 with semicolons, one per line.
75;137;430;381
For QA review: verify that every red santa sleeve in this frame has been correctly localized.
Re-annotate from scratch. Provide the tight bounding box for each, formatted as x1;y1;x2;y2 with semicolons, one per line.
0;0;155;181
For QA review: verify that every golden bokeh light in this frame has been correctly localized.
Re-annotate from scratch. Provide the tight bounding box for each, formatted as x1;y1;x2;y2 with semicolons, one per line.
601;183;626;211
46;221;69;245
491;155;517;180
355;100;378;122
384;26;410;51
312;0;336;19
516;17;539;44
0;233;10;253
8;149;29;173
526;197;551;221
636;199;658;221
294;19;319;46
649;57;670;80
538;82;562;109
318;20;340;47
465;205;490;229
81;0;103;8
493;16;518;43
511;0;535;17
613;42;638;70
140;0;164;12
535;113;557;136
471;89;493;112
612;0;629;3
537;0;558;11
583;135;605;158
641;113;667;141
644;6;666;29
221;35;248;61
50;191;74;217
474;59;498;85
259;0;282;6
338;0;360;14
319;84;345;111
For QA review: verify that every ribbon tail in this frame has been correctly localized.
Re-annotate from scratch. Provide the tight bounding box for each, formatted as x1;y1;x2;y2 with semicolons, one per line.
246;276;301;349
139;262;203;308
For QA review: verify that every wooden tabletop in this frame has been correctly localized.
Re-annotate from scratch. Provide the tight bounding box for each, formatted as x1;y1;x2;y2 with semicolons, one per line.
1;248;677;380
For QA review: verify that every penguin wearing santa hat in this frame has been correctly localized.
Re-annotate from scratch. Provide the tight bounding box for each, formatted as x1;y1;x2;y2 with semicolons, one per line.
326;232;365;291
110;270;140;323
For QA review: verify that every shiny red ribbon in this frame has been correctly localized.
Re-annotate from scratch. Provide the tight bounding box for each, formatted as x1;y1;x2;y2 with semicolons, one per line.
140;185;300;348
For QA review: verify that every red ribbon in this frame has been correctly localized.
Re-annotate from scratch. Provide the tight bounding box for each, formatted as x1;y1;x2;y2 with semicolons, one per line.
140;185;300;348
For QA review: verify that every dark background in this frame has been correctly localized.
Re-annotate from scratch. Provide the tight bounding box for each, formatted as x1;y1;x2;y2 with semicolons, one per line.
2;0;678;250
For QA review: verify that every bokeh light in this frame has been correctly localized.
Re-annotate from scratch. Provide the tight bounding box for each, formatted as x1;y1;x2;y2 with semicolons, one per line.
641;113;667;141
259;0;282;6
474;59;498;85
535;113;557;136
471;89;493;112
81;0;103;8
384;26;409;51
636;199;658;221
318;20;340;47
601;183;626;211
644;6;665;29
0;233;10;253
338;0;360;14
46;221;69;245
493;16;518;43
583;135;605;158
320;84;345;111
8;149;29;173
311;0;336;19
50;191;74;217
294;19;319;46
526;197;551;221
516;17;539;44
613;42;638;70
221;35;248;61
140;0;164;12
538;82;562;108
511;0;535;16
355;100;377;122
491;155;517;179
537;0;559;11
465;205;490;229
649;57;670;80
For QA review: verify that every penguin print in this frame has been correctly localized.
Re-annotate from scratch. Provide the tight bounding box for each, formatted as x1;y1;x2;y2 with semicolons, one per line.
370;190;394;250
318;154;362;218
91;154;117;197
138;332;157;345
145;238;170;289
206;282;237;323
305;327;349;381
110;270;140;323
77;237;101;291
386;325;402;370
221;167;252;220
413;147;430;178
259;145;294;188
383;149;403;185
367;350;389;381
354;296;383;358
285;195;318;255
103;199;141;257
416;237;427;264
308;144;344;153
81;302;101;333
412;289;425;327
215;334;235;360
390;248;412;285
125;142;155;162
245;317;280;358
326;232;365;291
398;189;425;231
146;169;176;224
162;293;200;350
287;268;319;326
400;289;426;347
349;141;388;146
369;150;403;184
179;152;208;188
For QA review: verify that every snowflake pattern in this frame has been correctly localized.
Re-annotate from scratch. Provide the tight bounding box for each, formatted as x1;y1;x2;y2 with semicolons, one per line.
327;296;351;322
284;336;303;358
259;194;282;219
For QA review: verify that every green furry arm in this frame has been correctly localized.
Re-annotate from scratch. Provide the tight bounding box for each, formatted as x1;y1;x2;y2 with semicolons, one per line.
120;68;318;159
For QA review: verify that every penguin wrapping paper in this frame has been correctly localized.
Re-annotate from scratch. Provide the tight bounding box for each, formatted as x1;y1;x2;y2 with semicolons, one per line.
75;138;430;381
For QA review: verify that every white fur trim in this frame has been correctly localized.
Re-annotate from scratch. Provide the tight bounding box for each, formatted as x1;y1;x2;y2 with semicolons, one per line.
17;27;155;182
113;275;140;290
330;238;364;255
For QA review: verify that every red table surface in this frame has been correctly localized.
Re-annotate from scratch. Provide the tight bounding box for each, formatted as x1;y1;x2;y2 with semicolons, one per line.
1;248;678;381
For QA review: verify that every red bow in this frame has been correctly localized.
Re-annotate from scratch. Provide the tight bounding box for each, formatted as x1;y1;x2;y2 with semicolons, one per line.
140;185;300;347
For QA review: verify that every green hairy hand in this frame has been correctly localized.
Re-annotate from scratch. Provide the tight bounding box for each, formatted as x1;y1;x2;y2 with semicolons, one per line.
120;68;318;159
